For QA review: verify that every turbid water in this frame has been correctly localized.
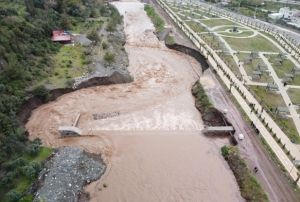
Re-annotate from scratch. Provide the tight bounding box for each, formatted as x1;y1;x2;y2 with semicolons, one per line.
26;1;243;201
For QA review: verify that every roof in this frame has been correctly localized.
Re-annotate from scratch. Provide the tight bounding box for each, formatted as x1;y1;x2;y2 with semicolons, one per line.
51;30;71;42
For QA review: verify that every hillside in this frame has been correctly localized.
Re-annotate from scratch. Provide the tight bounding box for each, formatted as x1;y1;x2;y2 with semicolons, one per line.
0;0;123;201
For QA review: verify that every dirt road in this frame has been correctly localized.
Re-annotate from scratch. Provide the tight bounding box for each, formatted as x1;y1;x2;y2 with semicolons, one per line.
26;1;244;201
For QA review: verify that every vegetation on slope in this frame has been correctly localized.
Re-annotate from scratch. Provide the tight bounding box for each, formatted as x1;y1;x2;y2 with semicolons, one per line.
221;146;269;202
0;0;122;201
144;4;165;32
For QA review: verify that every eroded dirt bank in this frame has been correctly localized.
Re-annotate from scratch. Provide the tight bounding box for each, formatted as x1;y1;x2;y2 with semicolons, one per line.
26;1;243;201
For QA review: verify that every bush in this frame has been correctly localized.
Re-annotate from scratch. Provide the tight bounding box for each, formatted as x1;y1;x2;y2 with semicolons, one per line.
87;29;100;42
22;162;41;180
7;190;21;202
103;52;115;65
221;146;268;202
32;85;49;102
102;41;108;49
144;4;165;32
26;138;41;156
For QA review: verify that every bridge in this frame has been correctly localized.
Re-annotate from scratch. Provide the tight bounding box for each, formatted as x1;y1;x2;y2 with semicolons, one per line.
202;126;235;134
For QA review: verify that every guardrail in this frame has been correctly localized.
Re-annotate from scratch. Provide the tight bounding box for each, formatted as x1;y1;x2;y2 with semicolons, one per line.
157;0;300;186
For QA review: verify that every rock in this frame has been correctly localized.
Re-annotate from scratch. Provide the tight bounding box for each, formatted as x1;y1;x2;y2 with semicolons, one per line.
34;147;106;202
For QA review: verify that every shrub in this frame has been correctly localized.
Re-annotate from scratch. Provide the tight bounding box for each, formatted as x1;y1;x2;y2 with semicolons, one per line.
87;29;100;42
7;190;21;202
221;146;268;202
103;52;115;65
102;41;108;49
32;85;49;102
144;4;165;32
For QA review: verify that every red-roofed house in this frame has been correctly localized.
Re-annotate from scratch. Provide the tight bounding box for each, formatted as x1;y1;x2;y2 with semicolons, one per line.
51;30;72;43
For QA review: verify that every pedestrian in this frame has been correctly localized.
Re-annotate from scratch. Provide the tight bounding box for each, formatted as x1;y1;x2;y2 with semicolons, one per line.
254;166;259;173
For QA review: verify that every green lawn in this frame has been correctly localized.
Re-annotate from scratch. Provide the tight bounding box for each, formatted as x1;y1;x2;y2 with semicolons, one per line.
288;89;300;105
213;25;250;32
201;34;222;50
267;56;300;85
72;17;104;34
186;21;207;33
249;86;300;143
218;30;255;38
47;45;88;88
199;18;234;28
223;35;280;52
220;54;242;79
250;86;285;109
238;53;273;83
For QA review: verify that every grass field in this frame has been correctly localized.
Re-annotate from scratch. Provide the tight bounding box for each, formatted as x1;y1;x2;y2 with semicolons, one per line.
288;89;300;105
224;35;280;52
47;45;88;88
220;54;242;79
267;56;300;85
186;21;207;33
250;86;300;143
218;30;255;38
250;86;285;109
238;53;273;83
199;18;234;28
213;25;250;32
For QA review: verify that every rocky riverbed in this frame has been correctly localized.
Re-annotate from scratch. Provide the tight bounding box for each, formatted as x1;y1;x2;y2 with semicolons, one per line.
34;147;106;202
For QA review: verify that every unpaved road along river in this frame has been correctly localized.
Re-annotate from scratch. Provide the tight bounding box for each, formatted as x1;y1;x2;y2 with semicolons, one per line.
26;1;243;201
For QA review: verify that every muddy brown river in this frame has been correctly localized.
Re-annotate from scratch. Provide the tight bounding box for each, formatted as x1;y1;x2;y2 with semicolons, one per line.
26;1;243;201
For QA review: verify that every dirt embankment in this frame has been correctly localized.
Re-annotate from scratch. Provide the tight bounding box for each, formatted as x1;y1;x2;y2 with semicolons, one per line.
166;43;209;72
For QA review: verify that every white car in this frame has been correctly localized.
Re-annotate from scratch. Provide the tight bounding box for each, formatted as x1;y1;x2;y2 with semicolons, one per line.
238;133;245;140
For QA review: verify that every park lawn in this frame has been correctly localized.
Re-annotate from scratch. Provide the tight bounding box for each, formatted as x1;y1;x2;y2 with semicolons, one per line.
267;56;300;85
194;10;217;18
273;116;300;144
249;86;285;110
288;89;300;105
223;35;280;52
268;55;294;77
186;21;207;33
219;30;255;38
201;34;222;50
47;44;88;88
199;18;234;28
238;53;273;83
220;54;242;79
213;25;250;32
250;86;300;143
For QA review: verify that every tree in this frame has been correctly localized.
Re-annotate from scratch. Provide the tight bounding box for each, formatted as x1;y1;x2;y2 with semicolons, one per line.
7;190;21;202
25;0;36;16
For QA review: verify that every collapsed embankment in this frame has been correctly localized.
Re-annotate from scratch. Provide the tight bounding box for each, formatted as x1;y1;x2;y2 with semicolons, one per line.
166;43;209;72
18;71;132;124
192;80;237;144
